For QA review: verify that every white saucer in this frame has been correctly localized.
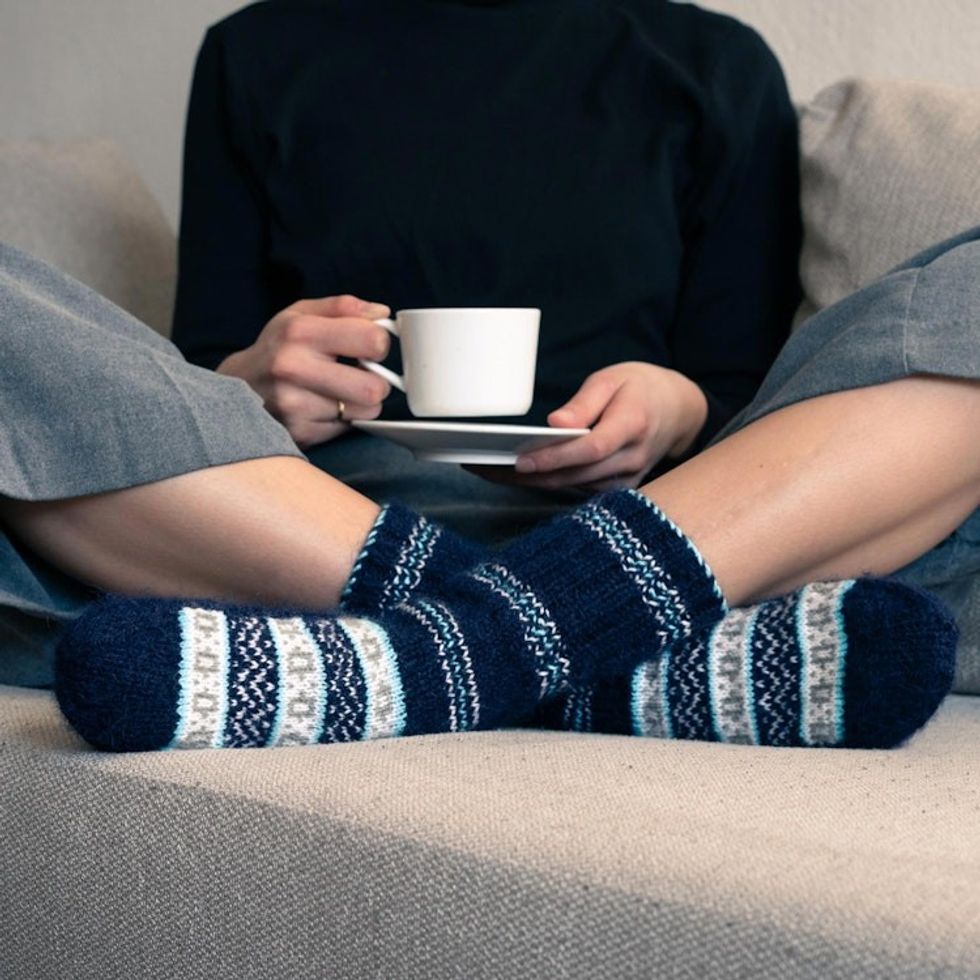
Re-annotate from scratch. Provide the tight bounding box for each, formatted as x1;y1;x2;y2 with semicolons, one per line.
351;420;590;465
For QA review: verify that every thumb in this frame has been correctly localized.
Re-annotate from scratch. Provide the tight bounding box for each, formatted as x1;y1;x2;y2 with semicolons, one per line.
548;372;620;428
291;294;390;319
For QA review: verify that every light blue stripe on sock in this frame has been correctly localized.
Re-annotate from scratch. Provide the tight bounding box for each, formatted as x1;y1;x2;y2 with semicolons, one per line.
832;581;856;745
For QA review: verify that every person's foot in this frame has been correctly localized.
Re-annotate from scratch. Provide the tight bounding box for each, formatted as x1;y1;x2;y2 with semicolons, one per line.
535;579;958;749
56;490;727;751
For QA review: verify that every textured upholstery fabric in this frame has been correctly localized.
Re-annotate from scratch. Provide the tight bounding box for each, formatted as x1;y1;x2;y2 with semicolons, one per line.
0;140;176;335
1;685;979;979
797;78;980;322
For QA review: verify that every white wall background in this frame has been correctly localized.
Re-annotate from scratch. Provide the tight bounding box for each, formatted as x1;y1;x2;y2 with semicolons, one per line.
2;0;979;229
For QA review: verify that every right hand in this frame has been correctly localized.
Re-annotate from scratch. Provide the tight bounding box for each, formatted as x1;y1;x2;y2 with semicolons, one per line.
217;294;392;448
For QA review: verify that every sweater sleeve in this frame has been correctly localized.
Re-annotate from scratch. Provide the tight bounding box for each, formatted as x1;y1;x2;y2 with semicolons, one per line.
171;27;275;370
668;27;802;451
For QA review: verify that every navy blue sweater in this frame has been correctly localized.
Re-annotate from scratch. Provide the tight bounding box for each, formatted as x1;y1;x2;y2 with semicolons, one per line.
172;0;801;441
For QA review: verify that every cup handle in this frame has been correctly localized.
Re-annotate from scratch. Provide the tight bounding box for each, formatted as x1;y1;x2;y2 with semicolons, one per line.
358;317;405;392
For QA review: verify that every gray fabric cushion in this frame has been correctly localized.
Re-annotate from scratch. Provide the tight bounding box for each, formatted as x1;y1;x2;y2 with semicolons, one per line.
2;685;979;979
797;78;980;324
0;140;176;336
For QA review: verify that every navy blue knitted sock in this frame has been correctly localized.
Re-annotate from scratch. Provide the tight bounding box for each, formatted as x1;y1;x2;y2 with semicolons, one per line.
535;579;957;749
341;502;485;615
55;490;726;751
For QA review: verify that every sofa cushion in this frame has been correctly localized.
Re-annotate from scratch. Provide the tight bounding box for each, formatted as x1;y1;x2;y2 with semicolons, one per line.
2;685;978;979
796;78;980;323
0;140;176;336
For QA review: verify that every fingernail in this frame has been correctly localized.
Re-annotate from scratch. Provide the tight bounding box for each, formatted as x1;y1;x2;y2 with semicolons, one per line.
515;457;536;473
362;302;389;318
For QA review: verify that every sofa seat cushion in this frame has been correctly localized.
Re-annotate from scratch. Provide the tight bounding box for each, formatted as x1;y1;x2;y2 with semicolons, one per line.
2;685;978;979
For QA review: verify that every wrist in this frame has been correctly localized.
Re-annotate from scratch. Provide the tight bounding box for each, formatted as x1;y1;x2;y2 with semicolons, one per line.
666;372;708;460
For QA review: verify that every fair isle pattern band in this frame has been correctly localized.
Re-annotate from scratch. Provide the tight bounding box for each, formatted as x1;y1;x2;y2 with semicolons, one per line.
265;618;327;747
665;634;713;741
749;594;801;746
172;607;231;750
223;614;279;748
570;503;688;649
631;655;671;738
380;516;442;611
309;616;367;743
337;617;406;740
398;599;479;732
798;581;852;745
468;564;569;698
708;607;759;744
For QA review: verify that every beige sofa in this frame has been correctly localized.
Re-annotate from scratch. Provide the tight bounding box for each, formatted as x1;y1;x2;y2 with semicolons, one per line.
2;79;980;979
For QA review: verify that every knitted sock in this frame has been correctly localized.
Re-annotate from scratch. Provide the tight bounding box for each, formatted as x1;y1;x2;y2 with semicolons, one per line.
534;579;957;749
55;490;726;752
341;502;485;615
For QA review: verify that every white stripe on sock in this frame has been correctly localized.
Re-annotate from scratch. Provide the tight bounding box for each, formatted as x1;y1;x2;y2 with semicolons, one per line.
708;607;756;744
171;607;231;750
266;617;327;747
632;656;671;738
339;617;406;740
799;581;850;746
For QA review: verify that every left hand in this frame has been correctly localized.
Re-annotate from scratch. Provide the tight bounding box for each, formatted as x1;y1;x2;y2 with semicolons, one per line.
469;362;708;493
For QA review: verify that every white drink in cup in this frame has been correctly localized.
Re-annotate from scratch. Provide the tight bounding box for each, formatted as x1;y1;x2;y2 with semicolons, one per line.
358;307;540;417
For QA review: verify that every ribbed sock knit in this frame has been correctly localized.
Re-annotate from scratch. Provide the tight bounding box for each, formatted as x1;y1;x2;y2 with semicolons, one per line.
56;490;727;751
341;502;485;615
534;579;957;749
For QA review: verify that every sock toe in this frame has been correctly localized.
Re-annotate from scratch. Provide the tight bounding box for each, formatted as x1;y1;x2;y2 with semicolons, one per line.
56;595;186;752
841;579;958;749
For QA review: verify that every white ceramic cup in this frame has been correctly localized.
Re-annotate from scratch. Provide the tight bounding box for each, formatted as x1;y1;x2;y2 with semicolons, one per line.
358;307;540;417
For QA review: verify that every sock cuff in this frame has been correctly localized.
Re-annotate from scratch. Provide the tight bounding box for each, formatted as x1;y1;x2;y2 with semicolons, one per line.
574;490;728;632
341;502;483;614
341;503;433;612
622;491;727;609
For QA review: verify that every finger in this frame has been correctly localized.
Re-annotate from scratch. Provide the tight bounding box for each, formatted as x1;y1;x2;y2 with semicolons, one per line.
547;371;623;430
270;354;391;407
510;448;644;490
517;397;640;474
269;384;381;437
280;316;391;361
289;294;390;320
